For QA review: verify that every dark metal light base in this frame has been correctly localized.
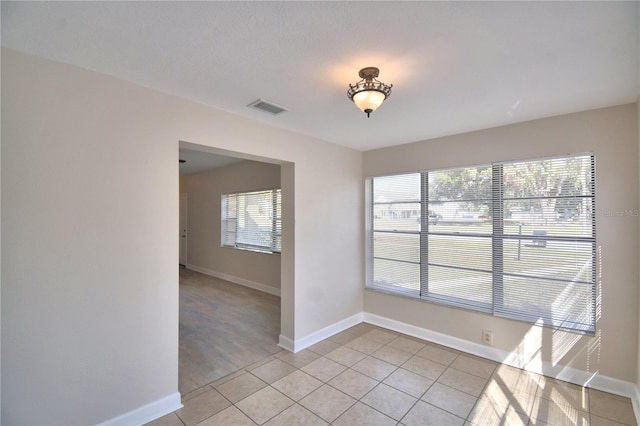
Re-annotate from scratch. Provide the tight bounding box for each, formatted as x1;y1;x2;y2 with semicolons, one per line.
359;67;380;79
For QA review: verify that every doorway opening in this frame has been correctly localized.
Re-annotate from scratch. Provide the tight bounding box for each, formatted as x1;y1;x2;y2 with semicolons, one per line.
177;141;292;395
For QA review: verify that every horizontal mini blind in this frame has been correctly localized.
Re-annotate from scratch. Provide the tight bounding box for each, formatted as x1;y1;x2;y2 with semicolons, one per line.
371;173;421;296
426;165;494;311
495;155;595;332
368;153;596;334
221;193;237;246
273;189;282;253
221;189;281;254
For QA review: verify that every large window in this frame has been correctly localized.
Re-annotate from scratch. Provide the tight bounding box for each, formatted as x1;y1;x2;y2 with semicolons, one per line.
368;154;596;333
221;188;281;254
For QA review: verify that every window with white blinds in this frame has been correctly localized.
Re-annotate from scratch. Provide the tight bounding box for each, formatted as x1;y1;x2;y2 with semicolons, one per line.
221;189;281;254
368;154;596;334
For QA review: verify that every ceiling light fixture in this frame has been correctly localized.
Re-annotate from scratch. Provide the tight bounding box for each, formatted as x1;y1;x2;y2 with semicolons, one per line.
347;67;392;117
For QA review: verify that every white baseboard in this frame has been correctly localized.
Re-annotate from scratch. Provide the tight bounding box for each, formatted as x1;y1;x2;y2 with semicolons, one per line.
363;312;640;408
99;392;182;426
278;334;295;352
279;312;364;353
186;264;281;297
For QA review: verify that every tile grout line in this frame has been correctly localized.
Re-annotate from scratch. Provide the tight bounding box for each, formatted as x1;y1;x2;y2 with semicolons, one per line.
303;333;476;424
329;333;442;424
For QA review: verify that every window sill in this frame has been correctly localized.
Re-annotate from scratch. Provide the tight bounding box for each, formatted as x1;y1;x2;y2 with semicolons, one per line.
221;245;281;256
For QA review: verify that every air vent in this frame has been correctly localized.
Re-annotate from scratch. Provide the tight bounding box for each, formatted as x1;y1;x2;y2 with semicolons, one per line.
247;99;288;115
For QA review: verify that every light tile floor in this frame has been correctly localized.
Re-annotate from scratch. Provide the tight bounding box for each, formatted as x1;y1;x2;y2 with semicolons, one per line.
148;323;636;426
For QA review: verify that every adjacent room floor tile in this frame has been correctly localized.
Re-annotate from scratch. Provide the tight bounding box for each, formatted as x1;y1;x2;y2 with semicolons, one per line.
178;269;281;395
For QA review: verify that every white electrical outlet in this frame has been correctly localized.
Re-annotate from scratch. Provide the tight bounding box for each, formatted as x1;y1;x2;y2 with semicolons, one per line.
482;330;493;346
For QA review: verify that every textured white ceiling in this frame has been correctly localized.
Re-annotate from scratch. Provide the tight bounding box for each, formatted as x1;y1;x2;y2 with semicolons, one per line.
179;149;243;175
2;1;639;151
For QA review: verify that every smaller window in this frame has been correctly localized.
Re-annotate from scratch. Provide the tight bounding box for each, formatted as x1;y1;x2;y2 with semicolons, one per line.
221;189;281;254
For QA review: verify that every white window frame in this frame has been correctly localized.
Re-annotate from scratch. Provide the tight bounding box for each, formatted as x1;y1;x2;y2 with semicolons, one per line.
221;188;281;255
366;154;596;334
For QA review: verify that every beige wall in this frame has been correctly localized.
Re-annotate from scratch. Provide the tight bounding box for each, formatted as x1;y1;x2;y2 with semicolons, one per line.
364;104;639;383
3;45;637;424
2;49;180;425
180;160;281;291
1;48;363;424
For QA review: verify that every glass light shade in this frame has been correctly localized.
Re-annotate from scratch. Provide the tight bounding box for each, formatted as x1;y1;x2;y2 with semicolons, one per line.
353;90;386;113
